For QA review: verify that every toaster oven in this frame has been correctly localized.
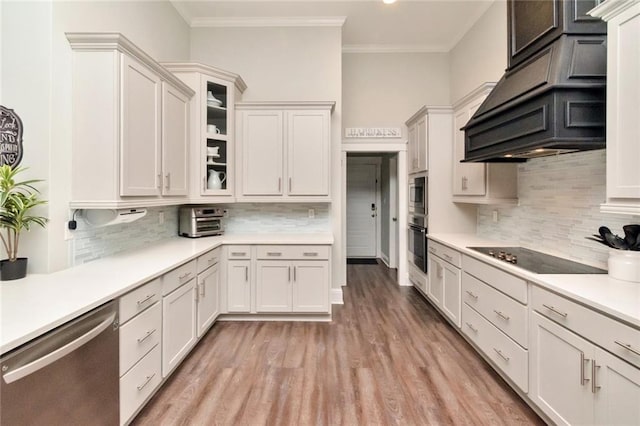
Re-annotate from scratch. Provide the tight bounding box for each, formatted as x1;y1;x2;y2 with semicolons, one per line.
179;206;226;238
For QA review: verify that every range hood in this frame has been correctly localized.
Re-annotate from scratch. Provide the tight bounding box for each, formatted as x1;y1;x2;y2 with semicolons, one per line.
463;0;607;162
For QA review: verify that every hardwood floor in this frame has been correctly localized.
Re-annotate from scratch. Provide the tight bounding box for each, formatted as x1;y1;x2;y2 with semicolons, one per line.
133;262;544;425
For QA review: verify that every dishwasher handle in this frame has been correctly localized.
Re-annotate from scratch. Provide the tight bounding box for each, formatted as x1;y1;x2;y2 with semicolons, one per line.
2;311;116;384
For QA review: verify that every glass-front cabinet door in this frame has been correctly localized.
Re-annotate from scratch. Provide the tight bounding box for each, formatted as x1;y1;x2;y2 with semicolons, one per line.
202;76;231;196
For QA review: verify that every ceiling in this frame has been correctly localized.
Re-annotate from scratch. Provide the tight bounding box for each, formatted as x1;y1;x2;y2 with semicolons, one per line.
170;0;496;52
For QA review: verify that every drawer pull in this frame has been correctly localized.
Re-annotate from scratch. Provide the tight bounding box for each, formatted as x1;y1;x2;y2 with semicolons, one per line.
465;322;478;333
580;352;590;386
267;252;282;256
137;373;156;391
137;329;157;343
443;253;453;262
208;256;217;264
136;294;156;306
231;252;247;256
493;348;510;362
542;304;568;318
614;340;640;357
428;247;436;254
179;272;193;281
592;361;601;393
303;252;318;257
465;290;478;300
493;310;510;321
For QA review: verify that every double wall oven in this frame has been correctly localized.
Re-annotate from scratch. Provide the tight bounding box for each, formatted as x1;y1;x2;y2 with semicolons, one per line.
408;174;428;273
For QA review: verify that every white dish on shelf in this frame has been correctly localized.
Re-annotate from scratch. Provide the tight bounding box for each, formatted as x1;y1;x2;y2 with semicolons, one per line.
207;161;227;166
207;100;223;107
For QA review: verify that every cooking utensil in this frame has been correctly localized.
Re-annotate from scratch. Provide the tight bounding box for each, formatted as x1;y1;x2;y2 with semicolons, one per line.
599;226;612;240
605;232;629;250
585;236;612;248
623;224;640;247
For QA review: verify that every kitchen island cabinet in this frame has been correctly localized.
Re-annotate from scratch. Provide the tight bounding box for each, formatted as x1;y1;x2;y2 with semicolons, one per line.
66;33;194;208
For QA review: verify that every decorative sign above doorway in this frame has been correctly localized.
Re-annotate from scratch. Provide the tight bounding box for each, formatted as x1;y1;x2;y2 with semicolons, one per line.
0;106;24;168
344;127;402;138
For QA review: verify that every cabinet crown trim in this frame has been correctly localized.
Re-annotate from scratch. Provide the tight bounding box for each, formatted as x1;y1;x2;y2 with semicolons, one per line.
405;105;453;125
66;32;195;98
236;101;335;112
589;0;640;20
161;62;247;93
452;82;497;109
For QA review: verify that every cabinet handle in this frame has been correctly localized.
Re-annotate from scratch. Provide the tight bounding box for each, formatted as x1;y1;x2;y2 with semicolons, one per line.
179;272;192;281
443;253;453;262
208;256;217;264
157;174;162;190
437;264;443;279
303;252;318;257
267;252;282;256
493;310;510;321
137;373;156;391
288;266;291;282
465;322;478;333
580;352;590;386
542;304;568;318
465;290;478;300
165;173;170;190
289;177;292;192
614;340;640;357
278;178;281;192
200;282;205;297
137;328;157;343
203;176;206;191
293;266;296;282
493;348;510;362
462;176;468;190
245;266;248;282
136;293;156;306
592;361;601;393
428;247;436;254
231;252;246;257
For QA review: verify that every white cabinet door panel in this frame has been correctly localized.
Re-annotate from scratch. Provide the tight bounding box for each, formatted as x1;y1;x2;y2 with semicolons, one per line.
196;263;220;337
227;260;251;313
452;101;486;196
162;280;197;377
441;261;461;327
594;347;640;425
120;54;161;196
241;110;283;195
287;110;330;196
256;261;292;312
292;261;329;313
161;81;189;196
428;254;444;307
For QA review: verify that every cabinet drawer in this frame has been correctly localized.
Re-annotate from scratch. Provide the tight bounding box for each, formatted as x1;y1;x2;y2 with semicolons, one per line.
227;245;252;259
462;303;528;392
119;278;161;324
197;247;221;274
256;245;330;260
462;255;527;303
462;272;528;348
162;259;196;296
120;345;161;426
428;240;461;268
119;302;161;376
531;286;640;368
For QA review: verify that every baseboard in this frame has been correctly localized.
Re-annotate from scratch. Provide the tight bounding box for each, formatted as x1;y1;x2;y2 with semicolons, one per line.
331;287;344;304
217;313;331;322
381;253;390;267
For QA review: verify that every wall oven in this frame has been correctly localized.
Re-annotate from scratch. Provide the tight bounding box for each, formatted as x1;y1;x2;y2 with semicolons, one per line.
408;214;428;273
409;174;427;216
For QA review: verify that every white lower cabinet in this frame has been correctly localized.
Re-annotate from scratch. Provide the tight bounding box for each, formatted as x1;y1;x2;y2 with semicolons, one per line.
119;345;162;426
292;261;330;313
196;262;220;337
530;289;640;426
427;241;462;327
162;279;197;377
256;261;292;312
227;260;252;313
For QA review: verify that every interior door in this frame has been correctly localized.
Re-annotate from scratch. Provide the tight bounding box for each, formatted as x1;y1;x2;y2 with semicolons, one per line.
347;163;377;257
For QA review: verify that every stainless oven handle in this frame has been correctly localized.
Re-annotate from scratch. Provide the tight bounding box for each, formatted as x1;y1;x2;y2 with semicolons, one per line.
408;224;425;233
3;312;116;384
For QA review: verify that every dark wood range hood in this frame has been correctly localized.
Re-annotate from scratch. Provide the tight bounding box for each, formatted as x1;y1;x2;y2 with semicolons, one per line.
462;0;607;162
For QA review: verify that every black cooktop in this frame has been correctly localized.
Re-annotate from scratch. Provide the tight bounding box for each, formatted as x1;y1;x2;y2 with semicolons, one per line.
468;247;607;275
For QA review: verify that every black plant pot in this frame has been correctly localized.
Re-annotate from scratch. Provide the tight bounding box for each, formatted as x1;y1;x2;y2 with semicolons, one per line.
0;258;28;281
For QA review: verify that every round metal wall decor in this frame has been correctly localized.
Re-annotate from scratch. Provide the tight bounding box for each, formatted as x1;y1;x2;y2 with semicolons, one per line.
0;105;24;168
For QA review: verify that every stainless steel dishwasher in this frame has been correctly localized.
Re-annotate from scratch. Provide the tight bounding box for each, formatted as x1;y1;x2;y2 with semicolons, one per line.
0;301;119;425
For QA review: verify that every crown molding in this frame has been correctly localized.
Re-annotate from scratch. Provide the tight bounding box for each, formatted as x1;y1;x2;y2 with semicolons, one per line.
452;82;497;109
342;44;448;54
236;101;335;112
162;62;247;93
589;0;639;20
191;16;347;28
169;0;192;26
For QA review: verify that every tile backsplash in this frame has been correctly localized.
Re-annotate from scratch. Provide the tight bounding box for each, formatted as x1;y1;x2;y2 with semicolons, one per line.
71;203;330;265
477;150;640;269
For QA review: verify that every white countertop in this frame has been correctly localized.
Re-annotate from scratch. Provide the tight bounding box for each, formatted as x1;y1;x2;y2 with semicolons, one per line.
0;233;333;354
428;233;640;329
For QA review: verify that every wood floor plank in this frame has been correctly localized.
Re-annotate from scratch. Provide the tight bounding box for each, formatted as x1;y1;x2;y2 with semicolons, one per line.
133;263;544;426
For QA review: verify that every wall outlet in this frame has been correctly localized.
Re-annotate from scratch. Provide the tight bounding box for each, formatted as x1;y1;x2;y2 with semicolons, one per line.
159;211;165;224
492;210;499;223
308;209;315;219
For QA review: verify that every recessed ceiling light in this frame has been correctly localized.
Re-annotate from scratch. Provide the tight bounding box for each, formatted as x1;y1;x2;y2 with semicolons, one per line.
534;148;546;153
383;0;397;4
504;154;513;158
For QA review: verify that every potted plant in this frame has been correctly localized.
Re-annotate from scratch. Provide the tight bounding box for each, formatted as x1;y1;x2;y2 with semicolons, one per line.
0;165;48;280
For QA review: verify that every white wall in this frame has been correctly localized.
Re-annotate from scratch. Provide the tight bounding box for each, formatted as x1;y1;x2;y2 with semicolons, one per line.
0;1;190;273
342;52;450;135
449;0;507;104
190;26;345;287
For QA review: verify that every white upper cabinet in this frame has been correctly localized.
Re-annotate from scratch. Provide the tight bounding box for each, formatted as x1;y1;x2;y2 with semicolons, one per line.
162;63;247;202
451;83;518;205
590;0;640;215
236;101;334;202
67;33;194;209
405;109;428;174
